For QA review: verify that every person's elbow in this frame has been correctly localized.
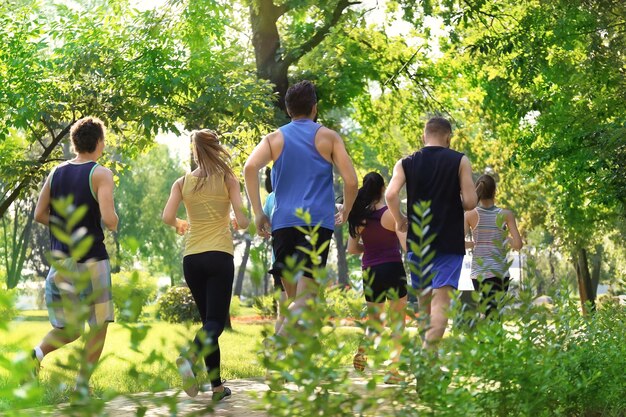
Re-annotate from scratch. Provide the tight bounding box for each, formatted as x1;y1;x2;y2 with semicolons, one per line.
347;246;360;255
103;213;119;232
238;217;250;230
243;160;259;181
511;238;523;251
161;210;175;227
462;191;478;211
344;172;358;190
385;188;398;204
34;209;48;225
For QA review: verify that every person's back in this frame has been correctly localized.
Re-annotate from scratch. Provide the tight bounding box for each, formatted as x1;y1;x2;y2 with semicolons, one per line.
470;205;508;279
402;146;465;255
181;173;232;256
49;161;108;262
271;118;334;230
385;116;476;351
360;207;402;268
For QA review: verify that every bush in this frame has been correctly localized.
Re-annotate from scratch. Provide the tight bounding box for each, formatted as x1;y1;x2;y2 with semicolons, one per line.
230;296;242;317
253;294;276;318
111;271;157;322
0;288;17;325
157;286;200;323
324;285;364;319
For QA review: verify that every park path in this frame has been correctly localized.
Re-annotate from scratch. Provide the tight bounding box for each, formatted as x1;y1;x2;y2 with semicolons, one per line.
35;372;409;417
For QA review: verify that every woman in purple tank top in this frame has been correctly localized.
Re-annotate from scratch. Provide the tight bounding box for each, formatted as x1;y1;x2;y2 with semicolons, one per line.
347;172;407;383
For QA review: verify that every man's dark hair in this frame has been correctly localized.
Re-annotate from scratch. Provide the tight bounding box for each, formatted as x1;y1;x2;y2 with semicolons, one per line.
70;116;105;153
285;80;317;117
424;116;452;138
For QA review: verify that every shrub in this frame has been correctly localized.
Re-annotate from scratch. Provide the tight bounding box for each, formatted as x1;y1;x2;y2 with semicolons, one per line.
324;285;364;319
156;286;200;323
111;271;157;322
0;288;17;325
253;294;276;318
229;296;241;318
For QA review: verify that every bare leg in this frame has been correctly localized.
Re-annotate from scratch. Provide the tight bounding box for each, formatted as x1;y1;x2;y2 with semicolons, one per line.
274;278;296;335
38;327;82;356
416;288;432;342
387;295;407;362
276;276;317;337
423;286;453;350
274;290;289;334
77;323;109;385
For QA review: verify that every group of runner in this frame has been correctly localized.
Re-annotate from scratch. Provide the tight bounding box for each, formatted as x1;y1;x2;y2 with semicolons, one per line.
29;80;522;401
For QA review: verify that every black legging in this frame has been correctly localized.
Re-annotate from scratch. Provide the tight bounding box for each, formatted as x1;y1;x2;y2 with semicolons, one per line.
183;251;234;388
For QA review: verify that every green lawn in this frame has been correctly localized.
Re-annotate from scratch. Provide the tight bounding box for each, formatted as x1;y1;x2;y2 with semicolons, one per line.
0;311;363;410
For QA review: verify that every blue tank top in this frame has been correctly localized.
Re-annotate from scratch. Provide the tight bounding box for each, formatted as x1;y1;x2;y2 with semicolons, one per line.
271;119;335;231
49;161;108;263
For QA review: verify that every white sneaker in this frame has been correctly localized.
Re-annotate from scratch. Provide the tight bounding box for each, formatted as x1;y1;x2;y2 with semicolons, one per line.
176;356;199;397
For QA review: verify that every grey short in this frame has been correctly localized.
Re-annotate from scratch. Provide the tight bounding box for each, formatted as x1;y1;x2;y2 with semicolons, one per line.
45;258;114;329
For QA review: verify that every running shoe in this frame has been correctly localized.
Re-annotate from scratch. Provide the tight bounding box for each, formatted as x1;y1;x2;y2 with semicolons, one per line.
212;386;231;402
176;356;199;397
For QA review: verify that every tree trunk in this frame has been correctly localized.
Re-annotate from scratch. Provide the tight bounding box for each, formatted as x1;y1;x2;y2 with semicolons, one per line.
2;200;35;289
249;0;358;115
574;247;595;314
234;235;252;296
590;244;603;298
334;227;349;287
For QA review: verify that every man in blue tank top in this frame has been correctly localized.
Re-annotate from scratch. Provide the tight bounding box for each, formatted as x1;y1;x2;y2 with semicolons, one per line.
31;116;118;391
386;117;477;351
244;80;358;338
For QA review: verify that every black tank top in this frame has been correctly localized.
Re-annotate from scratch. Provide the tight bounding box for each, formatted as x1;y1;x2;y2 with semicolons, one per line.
402;146;465;255
49;161;108;262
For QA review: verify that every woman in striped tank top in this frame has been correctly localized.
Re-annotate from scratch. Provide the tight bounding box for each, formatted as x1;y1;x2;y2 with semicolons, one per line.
347;172;407;382
464;174;522;318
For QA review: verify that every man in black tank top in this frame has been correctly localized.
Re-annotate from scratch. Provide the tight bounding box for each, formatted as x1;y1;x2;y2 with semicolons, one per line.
31;116;118;391
386;117;477;350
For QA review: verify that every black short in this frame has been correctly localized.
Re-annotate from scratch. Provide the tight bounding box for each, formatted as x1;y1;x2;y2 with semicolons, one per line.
363;262;408;303
271;227;334;281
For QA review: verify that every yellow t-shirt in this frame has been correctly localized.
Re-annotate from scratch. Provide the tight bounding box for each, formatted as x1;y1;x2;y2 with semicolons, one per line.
182;173;233;256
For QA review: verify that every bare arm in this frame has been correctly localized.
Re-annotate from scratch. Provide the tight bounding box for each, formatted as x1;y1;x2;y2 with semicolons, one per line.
243;135;273;238
504;210;523;251
227;174;250;230
331;132;358;224
34;171;53;225
161;178;188;235
464;211;475;249
385;160;407;232
459;155;478;211
93;167;119;232
347;234;364;255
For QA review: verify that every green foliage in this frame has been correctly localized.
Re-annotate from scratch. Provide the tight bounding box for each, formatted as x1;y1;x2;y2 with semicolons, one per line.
253;294;276;319
323;285;364;319
111;270;157;323
115;145;184;284
229;295;242;318
156;286;201;323
0;288;17;326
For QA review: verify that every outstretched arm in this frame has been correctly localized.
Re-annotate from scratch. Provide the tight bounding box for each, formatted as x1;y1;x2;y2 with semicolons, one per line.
459;155;478;211
385;159;407;232
504;210;523;251
93;167;119;232
243;135;273;238
162;178;188;235
227;174;250;230
331;132;358;224
34;171;53;226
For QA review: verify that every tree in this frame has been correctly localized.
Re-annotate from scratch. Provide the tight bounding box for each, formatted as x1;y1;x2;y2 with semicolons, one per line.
115;145;186;285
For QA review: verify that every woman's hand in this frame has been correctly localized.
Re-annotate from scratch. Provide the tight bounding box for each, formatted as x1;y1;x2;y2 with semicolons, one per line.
175;218;189;235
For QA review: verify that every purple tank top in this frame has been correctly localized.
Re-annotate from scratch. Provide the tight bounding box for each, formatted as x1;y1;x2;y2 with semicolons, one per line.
360;206;402;268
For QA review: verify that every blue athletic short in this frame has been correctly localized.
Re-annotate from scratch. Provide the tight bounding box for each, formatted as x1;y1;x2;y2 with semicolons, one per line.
407;252;463;290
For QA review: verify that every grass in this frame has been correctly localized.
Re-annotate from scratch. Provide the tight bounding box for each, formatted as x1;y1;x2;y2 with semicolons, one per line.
0;311;364;411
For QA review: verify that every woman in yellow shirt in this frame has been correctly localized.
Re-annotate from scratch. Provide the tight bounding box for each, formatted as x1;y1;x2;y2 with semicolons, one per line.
162;129;249;401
